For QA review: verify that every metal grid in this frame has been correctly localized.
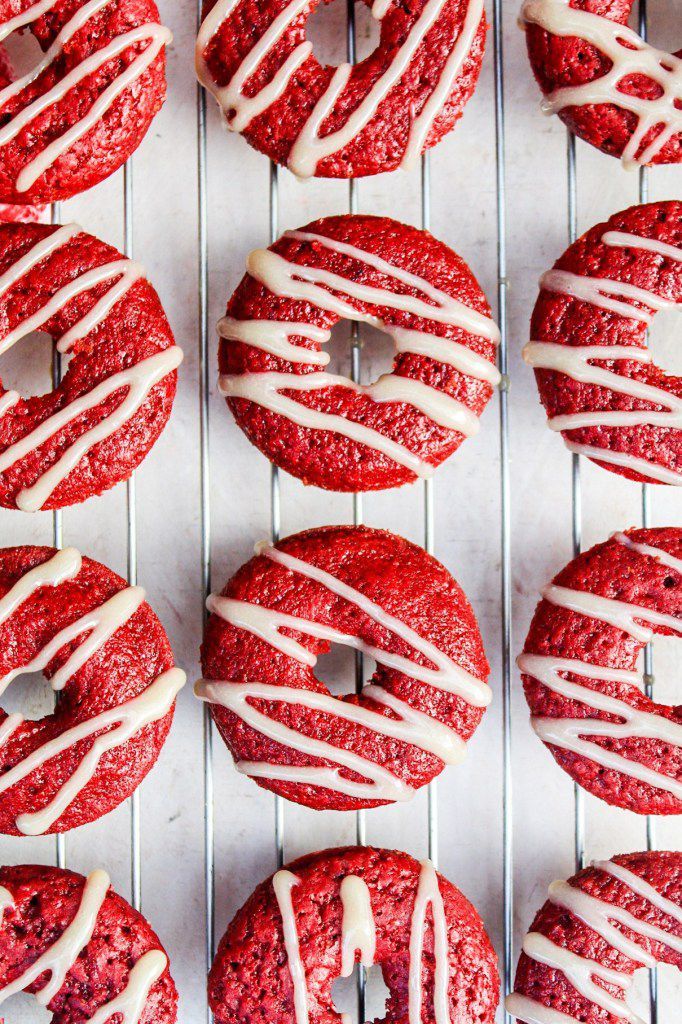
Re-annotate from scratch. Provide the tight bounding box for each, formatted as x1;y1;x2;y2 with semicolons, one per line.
194;3;666;1024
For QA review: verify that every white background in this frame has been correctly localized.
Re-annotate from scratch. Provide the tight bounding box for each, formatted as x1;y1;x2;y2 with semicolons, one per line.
0;0;680;1021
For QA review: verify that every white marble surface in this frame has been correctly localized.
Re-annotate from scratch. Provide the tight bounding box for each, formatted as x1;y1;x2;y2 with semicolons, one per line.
0;0;680;1021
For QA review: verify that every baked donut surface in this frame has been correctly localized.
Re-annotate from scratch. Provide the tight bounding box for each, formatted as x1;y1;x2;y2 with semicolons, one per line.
0;864;177;1023
220;214;500;491
521;0;682;167
0;222;182;511
196;0;487;178
0;0;171;204
507;852;682;1024
198;524;492;811
526;201;682;486
519;527;682;814
209;846;499;1024
0;544;185;836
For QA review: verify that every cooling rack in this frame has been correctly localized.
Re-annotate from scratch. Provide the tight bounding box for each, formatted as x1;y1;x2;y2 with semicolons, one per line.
0;1;680;1022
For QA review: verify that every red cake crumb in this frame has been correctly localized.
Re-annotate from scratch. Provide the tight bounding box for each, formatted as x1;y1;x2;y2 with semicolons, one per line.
209;846;499;1024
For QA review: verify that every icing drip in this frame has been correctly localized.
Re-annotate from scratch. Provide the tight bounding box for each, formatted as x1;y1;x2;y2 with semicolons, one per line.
221;229;498;477
340;876;376;977
0;668;185;835
273;870;309;1024
0;346;183;511
602;231;682;263
520;537;682;798
0;0;171;192
196;0;484;175
506;859;682;1024
0;869;110;1006
409;861;450;1024
0;870;167;1024
196;540;488;801
521;0;682;168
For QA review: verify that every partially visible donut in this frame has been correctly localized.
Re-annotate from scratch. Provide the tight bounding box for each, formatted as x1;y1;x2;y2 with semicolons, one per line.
0;0;171;204
197;524;492;811
520;0;682;167
0;544;186;836
196;0;487;178
0;221;182;511
220;214;500;491
507;852;682;1024
525;201;682;486
519;527;682;815
209;846;499;1024
0;864;177;1024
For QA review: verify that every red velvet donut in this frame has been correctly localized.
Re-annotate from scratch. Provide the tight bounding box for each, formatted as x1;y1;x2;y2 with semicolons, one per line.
0;0;171;204
0;864;177;1023
521;0;682;167
519;527;682;815
0;221;182;511
525;201;682;486
0;544;186;836
209;846;499;1024
198;524;491;812
219;214;500;492
507;852;682;1024
196;0;487;178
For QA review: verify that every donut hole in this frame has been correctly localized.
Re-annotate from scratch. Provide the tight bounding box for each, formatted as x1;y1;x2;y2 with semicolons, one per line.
315;644;377;697
627;962;677;1022
637;633;678;706
1;667;54;721
1;29;42;80
646;307;681;375
331;962;390;1023
0;329;65;399
325;320;396;386
306;0;380;69
4;990;50;1024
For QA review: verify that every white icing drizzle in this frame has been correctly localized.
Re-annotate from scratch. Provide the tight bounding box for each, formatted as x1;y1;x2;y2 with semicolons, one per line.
520;0;682;168
0;667;185;835
196;0;483;176
0;346;183;511
0;869;109;1006
612;531;682;575
541;583;681;642
539;268;676;323
409;860;450;1024
0;869;167;1023
273;870;309;1024
602;231;682;263
0;0;171;192
340;876;376;977
196;541;488;801
565;440;682;485
0;545;81;625
221;229;498;476
507;859;682;1024
87;949;168;1024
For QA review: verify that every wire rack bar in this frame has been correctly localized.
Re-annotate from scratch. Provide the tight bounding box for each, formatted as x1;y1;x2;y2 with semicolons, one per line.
492;0;512;1018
